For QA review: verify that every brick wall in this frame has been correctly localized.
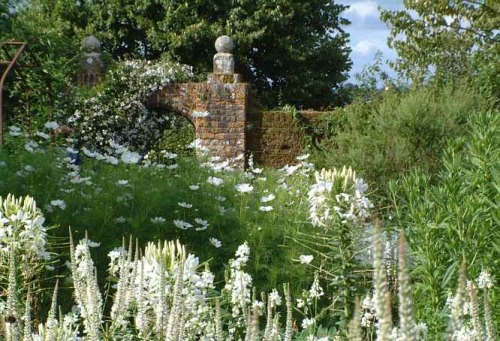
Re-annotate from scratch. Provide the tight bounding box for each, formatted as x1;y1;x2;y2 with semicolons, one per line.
147;74;249;168
246;110;326;167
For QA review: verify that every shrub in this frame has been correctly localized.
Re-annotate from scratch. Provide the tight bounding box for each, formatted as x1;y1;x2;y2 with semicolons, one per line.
314;84;490;191
388;110;500;334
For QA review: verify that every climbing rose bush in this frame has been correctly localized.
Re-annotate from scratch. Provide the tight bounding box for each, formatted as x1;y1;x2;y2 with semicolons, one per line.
69;59;193;155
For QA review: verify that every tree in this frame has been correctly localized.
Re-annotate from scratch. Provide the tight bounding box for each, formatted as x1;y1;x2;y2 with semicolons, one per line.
380;0;499;86
24;0;352;109
0;0;79;127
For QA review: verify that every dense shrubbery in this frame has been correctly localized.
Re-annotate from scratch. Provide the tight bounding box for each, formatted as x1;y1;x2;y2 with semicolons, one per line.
314;84;490;189
388;111;500;334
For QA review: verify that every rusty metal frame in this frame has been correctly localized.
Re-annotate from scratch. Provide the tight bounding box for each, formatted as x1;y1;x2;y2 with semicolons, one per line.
0;41;26;145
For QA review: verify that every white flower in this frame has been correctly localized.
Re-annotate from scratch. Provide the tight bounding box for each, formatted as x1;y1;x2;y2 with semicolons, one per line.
24;165;35;172
8;125;22;136
88;240;100;248
362;295;373;311
164;151;177;159
121;151;141;164
195;218;209;229
209;237;222;248
187;138;202;149
235;183;253;193
355;178;369;194
299;255;314;264
24;140;39;153
173;219;192;230
296;153;310;161
268;289;282;308
35;131;50;139
361;312;374;327
207;176;224;186
235;243;250;261
302;317;315;329
259;206;273;212
477;269;493;289
192;110;210;118
66;146;78;154
281;164;301;176
167;163;179;169
150;216;166;224
178;202;193;208
50;199;66;210
44;121;59;130
106;155;119;165
114;216;126;223
189;184;200;190
116;180;129;186
82;147;96;158
108;247;125;261
260;194;275;202
252;300;265;312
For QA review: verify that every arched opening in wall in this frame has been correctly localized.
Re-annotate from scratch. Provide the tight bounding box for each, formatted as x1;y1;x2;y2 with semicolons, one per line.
157;111;195;157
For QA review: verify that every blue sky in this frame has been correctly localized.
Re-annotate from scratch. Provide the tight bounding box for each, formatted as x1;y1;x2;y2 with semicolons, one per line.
338;0;404;83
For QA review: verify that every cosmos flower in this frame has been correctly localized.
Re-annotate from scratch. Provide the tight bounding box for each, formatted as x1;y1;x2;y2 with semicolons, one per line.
121;151;141;164
9;126;22;136
207;176;224;186
235;183;253;193
150;217;166;224
209;237;222;248
50;199;67;210
44;121;59;130
299;255;314;264
173;219;192;230
164;151;177;159
260;194;275;203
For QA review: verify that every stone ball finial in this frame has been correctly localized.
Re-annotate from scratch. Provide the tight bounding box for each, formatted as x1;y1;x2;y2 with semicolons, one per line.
215;35;234;53
82;36;101;52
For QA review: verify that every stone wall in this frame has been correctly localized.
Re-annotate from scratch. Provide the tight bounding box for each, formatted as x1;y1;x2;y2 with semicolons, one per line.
76;35;329;169
148;74;249;167
246;110;325;167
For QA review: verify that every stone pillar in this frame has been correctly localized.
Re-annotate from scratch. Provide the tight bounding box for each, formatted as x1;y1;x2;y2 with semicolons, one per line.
76;36;105;86
194;36;247;168
148;36;250;169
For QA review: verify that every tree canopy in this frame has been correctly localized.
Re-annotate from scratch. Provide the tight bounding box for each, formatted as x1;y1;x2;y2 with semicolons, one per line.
14;0;352;109
380;0;499;88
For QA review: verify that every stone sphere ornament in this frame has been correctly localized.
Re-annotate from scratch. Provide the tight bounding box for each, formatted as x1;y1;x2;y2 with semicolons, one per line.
82;36;101;52
215;35;234;53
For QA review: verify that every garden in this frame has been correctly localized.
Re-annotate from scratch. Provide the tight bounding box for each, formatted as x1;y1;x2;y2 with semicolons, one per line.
0;0;498;340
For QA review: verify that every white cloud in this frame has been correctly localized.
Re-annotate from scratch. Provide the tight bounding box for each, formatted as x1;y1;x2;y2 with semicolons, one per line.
345;1;379;19
352;40;377;56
